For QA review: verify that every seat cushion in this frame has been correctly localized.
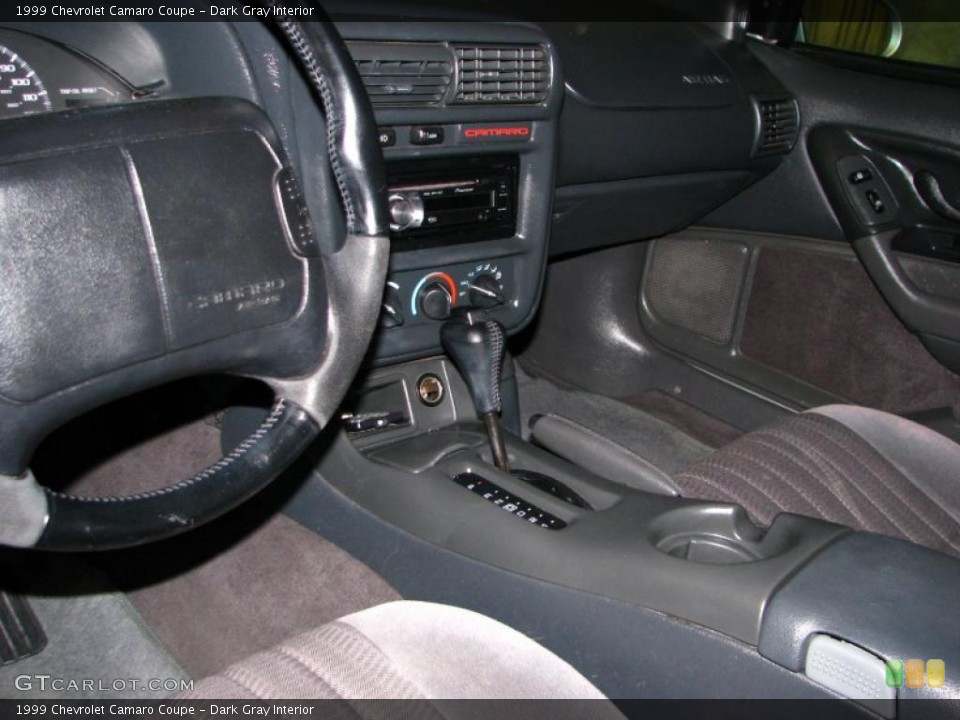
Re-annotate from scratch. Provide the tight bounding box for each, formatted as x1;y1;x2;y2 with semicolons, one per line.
181;600;622;707
672;406;960;558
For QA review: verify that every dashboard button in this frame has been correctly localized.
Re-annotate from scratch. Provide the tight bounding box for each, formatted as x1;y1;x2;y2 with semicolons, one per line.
410;126;444;145
378;127;396;147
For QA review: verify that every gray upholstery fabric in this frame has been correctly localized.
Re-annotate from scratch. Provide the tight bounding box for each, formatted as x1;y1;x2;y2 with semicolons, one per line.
812;405;960;527
672;408;960;558
183;601;622;707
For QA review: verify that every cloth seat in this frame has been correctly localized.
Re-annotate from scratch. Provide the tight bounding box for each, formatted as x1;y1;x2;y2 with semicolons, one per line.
181;600;624;709
672;405;960;558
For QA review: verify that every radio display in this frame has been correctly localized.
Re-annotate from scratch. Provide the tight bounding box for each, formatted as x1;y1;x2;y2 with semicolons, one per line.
426;191;496;212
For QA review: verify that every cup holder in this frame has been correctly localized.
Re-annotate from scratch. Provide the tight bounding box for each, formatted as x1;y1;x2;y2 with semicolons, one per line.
648;505;799;565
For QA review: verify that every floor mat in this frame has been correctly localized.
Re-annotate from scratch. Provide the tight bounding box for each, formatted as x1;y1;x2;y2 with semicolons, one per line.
516;367;714;476
0;558;188;700
624;389;742;449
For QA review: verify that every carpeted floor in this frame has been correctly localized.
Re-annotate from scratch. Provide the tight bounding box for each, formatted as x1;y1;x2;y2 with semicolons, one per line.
117;512;401;679
0;557;188;699
11;378;401;686
741;246;960;414
624;389;742;449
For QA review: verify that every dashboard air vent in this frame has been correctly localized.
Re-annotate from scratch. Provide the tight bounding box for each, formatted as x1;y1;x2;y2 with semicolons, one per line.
453;45;549;104
753;97;800;156
346;41;453;107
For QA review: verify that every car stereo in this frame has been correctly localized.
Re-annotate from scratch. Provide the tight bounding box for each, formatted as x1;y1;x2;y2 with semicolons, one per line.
386;155;518;250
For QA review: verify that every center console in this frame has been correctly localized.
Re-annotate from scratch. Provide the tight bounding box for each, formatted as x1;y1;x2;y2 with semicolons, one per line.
298;353;960;715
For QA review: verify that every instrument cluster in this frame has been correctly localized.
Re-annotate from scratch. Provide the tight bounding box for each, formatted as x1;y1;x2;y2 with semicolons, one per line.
0;27;139;119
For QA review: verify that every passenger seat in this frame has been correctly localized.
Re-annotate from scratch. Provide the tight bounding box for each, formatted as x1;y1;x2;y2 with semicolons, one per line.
672;405;960;559
534;405;960;559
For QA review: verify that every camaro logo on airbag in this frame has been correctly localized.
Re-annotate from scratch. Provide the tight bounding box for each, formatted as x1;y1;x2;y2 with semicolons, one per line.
189;279;287;312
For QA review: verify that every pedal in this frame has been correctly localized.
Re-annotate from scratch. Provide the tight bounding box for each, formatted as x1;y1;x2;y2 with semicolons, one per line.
0;591;47;665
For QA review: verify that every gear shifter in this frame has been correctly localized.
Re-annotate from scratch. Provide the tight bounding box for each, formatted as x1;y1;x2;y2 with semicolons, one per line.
441;309;510;472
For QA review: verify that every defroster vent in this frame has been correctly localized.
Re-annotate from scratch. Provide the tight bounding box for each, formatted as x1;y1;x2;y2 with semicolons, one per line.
347;41;453;107
453;45;549;104
753;96;800;156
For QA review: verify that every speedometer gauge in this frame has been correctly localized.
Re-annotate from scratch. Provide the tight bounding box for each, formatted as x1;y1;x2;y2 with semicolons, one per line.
0;44;53;118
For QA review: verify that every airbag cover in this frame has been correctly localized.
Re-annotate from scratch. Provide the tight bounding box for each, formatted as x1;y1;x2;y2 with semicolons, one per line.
0;117;302;403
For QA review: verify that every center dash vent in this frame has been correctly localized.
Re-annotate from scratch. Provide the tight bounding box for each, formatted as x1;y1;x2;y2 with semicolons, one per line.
753;96;800;156
453;45;549;104
346;41;453;107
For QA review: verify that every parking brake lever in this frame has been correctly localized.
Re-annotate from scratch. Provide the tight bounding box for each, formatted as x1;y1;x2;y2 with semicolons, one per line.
440;309;510;472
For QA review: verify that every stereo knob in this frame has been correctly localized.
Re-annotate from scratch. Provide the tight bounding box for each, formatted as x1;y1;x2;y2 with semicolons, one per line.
467;273;505;309
419;281;453;320
389;192;425;232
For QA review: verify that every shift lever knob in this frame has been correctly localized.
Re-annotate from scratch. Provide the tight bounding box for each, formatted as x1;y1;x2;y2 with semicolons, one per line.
440;309;506;417
441;309;510;471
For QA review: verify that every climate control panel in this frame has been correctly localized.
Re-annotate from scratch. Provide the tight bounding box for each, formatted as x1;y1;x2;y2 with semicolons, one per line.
380;260;514;329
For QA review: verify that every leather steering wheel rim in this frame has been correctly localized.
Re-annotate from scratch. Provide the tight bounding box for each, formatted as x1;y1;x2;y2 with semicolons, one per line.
0;18;389;551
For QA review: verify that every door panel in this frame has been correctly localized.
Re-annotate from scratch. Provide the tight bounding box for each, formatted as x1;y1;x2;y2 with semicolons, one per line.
805;125;960;371
642;37;960;415
702;41;960;242
739;243;960;413
638;229;960;414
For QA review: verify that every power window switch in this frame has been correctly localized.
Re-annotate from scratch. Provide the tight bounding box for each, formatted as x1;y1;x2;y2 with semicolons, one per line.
866;190;886;214
850;168;873;185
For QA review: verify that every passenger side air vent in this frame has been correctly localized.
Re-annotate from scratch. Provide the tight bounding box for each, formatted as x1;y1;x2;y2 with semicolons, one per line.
453;45;549;104
753;96;800;156
346;41;453;107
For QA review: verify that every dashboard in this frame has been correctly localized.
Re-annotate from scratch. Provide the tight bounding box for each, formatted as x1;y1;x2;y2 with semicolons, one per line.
0;14;796;367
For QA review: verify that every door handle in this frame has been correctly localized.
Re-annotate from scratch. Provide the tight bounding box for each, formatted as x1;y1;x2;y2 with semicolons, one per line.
914;170;960;223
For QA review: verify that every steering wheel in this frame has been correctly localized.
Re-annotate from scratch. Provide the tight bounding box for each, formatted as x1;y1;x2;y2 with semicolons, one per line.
0;20;389;551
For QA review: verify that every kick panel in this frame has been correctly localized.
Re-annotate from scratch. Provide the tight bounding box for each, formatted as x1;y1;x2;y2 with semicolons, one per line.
643;237;749;346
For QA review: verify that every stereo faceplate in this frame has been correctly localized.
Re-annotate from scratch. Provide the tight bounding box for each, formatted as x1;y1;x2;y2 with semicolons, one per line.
386;155;518;250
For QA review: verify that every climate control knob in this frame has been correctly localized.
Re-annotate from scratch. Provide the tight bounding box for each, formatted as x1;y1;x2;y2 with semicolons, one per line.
467;273;505;309
419;281;453;320
388;192;425;232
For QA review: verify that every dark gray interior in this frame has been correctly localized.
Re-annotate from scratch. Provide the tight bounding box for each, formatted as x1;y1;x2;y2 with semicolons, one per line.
1;4;959;714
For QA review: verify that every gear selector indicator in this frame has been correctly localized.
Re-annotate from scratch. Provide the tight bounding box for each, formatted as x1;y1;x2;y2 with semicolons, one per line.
453;472;566;530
